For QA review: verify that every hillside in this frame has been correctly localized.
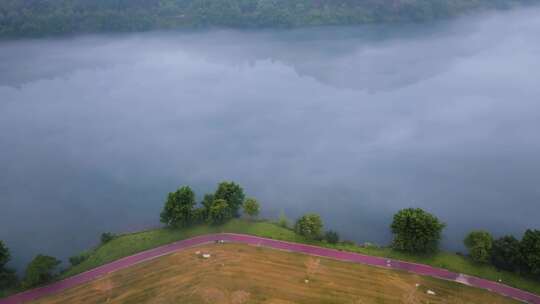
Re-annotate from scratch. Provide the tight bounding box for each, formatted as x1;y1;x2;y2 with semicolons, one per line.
33;243;519;304
0;0;537;38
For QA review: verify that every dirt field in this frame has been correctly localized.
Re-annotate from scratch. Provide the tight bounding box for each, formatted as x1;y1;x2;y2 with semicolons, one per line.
33;243;519;304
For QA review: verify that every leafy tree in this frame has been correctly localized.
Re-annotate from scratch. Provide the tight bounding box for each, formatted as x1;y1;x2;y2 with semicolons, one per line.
23;255;61;288
294;213;323;240
243;197;260;219
100;232;116;244
391;208;445;254
464;230;493;263
520;229;540;276
214;181;245;217
491;235;522;272
208;199;231;225
0;241;18;289
160;186;196;227
325;230;340;244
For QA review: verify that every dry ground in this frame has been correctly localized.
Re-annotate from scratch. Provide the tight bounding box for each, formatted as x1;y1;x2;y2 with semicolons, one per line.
33;243;519;304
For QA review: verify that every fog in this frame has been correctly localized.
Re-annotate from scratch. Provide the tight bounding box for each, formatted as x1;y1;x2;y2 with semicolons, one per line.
1;8;540;270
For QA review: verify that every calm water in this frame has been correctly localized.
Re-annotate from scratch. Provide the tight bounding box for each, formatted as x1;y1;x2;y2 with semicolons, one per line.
1;8;540;271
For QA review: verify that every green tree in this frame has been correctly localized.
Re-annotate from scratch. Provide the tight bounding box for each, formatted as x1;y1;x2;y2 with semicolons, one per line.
464;230;493;263
491;235;522;272
391;208;445;254
214;181;245;217
243;197;260;219
208;199;232;225
160;186;196;227
23;255;61;288
521;229;540;276
294;213;323;240
0;241;17;289
325;230;340;244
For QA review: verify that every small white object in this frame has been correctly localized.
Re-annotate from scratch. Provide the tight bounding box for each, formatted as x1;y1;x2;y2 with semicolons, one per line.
202;253;211;259
220;240;225;243
427;290;436;295
195;251;201;255
415;283;420;287
498;279;502;283
304;279;309;283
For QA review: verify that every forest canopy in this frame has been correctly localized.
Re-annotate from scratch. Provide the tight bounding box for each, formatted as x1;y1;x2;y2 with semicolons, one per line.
0;0;538;38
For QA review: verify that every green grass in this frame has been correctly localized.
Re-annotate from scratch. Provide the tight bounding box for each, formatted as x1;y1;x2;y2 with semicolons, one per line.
62;219;302;278
21;219;540;297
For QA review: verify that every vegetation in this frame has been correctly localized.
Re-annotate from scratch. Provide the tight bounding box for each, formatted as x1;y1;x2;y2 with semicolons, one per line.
294;213;323;240
160;186;197;227
324;230;340;244
69;251;90;267
213;181;245;218
0;0;536;38
391;208;445;254
0;241;17;290
464;230;493;264
277;210;290;228
2;182;540;299
208;199;231;225
521;229;540;276
100;232;116;245
242;197;260;219
491;235;523;272
33;243;519;304
22;255;60;288
17;219;531;297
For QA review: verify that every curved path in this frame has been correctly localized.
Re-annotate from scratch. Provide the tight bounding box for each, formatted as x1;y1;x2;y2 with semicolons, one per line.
1;233;539;304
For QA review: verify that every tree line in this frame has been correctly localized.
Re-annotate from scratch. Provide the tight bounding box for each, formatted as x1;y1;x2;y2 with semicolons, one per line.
0;0;536;38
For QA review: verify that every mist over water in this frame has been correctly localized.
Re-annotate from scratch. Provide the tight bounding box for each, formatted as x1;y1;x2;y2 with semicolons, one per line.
1;8;540;270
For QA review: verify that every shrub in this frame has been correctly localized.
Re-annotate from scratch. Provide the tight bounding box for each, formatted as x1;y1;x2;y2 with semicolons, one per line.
277;210;290;228
464;230;493;263
325;230;340;244
391;208;445;254
69;252;90;267
100;232;116;244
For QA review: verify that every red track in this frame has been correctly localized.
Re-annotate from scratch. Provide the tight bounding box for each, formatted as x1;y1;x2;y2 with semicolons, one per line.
1;233;539;304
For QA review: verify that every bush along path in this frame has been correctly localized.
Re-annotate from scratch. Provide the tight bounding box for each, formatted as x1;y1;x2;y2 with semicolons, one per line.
1;233;539;304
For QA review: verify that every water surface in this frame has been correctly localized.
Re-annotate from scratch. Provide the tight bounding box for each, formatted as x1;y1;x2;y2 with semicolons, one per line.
1;8;540;270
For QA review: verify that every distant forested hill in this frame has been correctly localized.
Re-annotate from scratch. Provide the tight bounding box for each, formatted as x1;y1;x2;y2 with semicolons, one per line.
0;0;538;37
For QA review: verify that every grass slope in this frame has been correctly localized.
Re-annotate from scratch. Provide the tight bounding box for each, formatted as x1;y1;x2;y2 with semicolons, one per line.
60;219;540;296
36;243;519;304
